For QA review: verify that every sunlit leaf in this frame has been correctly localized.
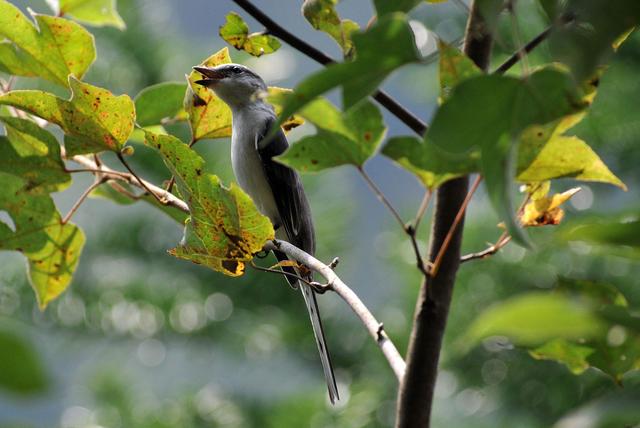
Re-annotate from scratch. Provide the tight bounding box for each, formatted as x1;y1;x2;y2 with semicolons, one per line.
520;186;580;227
0;0;95;86
276;13;420;123
530;338;594;374
219;12;281;57
0;76;135;156
428;67;586;246
267;87;305;133
47;0;126;30
134;82;188;127
274;97;385;172
0;117;70;194
0;174;85;309
186;48;233;142
518;125;626;190
302;0;359;56
0;322;48;394
381;136;478;189
143;131;274;276
465;292;604;347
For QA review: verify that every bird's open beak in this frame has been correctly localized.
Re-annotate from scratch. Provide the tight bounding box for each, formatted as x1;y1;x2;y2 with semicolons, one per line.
193;66;224;86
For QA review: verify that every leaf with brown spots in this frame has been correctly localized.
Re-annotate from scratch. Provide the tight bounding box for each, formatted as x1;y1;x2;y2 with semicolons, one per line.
271;96;386;173
49;0;126;30
186;48;234;141
0;173;85;309
0;0;95;87
219;12;281;57
0;76;135;156
143;130;274;276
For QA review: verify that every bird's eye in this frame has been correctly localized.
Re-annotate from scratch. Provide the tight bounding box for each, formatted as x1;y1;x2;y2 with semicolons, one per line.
230;66;242;74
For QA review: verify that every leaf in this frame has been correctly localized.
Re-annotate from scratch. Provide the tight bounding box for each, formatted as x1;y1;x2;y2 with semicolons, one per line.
549;1;640;80
0;76;135;156
517;128;626;190
276;13;420;123
267;87;305;133
562;218;640;249
0;174;85;309
465;292;604;347
134;82;188;127
381;136;478;189
0;0;95;86
48;0;126;30
219;12;281;57
530;338;595;374
438;40;482;101
186;48;233;142
0;117;70;194
553;388;640;428
0;322;48;394
427;67;586;246
143;131;274;276
302;0;359;56
274;97;386;172
520;186;581;227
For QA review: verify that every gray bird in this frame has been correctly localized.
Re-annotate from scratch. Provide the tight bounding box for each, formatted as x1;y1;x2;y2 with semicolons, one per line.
193;63;339;404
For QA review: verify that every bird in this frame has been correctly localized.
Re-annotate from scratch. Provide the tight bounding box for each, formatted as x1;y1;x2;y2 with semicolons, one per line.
193;63;339;404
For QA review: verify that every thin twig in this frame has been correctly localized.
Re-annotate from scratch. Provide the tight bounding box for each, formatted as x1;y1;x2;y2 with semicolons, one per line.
116;152;167;205
430;175;482;276
265;239;406;381
412;189;433;235
231;0;428;136
460;234;512;263
357;166;406;230
61;178;106;224
250;261;316;286
66;168;131;178
107;181;143;201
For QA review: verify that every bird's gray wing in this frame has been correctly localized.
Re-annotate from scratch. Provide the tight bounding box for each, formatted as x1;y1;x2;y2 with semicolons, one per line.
255;117;315;255
256;118;338;404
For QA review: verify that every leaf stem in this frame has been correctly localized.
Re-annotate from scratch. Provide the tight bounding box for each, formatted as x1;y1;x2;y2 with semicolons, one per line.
66;168;131;178
116;152;167;205
413;189;433;235
61;178;106;224
357;166;406;230
429;175;482;277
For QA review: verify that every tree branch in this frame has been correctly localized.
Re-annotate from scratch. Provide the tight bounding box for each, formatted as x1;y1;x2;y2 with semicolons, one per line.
230;0;428;136
460;233;511;263
65;153;189;213
264;240;407;381
395;1;494;426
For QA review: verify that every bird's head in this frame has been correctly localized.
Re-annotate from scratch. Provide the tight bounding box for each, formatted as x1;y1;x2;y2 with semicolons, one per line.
193;63;268;109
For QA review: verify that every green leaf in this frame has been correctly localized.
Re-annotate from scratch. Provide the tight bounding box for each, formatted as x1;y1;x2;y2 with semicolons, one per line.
0;0;95;86
0;174;85;309
0;76;135;156
428;67;586;246
549;1;640;80
562;218;640;249
381;136;478;189
530;338;595;374
219;12;281;57
0;117;70;194
49;0;126;30
186;48;233;142
276;13;420;122
465;292;604;347
517;125;626;190
274;97;386;172
554;388;640;428
0;322;48;394
438;40;482;100
302;0;360;56
143;131;274;276
134;82;188;127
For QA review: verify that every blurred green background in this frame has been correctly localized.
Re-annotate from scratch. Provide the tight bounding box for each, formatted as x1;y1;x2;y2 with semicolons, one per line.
1;0;639;427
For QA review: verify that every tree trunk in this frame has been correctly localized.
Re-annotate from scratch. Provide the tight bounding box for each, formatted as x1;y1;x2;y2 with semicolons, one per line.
394;2;494;426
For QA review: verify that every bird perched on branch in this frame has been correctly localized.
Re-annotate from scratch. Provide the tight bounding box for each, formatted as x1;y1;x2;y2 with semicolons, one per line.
193;63;339;404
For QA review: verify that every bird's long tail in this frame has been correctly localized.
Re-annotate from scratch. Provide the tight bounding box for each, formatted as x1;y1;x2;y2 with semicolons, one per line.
299;280;339;404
